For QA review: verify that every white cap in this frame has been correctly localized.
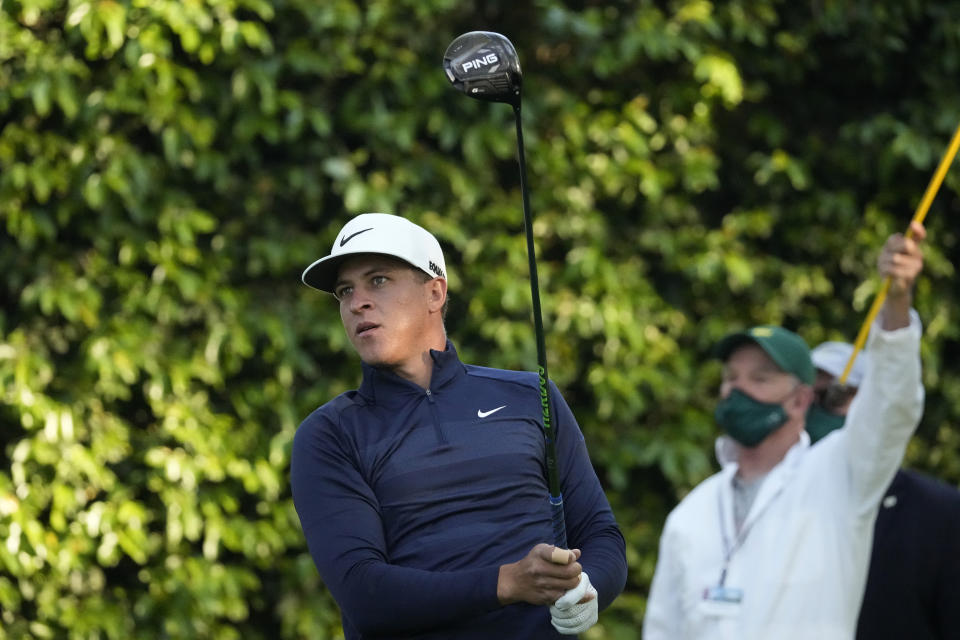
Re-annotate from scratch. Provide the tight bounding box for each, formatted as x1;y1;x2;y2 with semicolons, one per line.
811;341;869;387
301;213;447;293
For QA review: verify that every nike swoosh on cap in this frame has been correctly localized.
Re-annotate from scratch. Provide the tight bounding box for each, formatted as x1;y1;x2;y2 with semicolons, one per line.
477;405;507;418
339;227;374;247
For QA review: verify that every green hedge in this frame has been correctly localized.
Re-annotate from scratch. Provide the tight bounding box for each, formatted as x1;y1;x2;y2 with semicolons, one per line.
2;1;959;637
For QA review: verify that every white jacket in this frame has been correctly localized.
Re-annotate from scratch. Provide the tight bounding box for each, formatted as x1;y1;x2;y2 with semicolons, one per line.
643;314;924;640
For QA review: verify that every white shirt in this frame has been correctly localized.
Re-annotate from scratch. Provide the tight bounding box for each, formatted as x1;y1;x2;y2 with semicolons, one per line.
643;313;924;640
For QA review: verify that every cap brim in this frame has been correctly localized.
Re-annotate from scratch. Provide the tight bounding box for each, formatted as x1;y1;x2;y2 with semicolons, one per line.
302;254;347;293
301;250;438;292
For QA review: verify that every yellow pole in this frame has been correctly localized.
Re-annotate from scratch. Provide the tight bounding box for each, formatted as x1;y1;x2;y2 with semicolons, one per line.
838;121;960;385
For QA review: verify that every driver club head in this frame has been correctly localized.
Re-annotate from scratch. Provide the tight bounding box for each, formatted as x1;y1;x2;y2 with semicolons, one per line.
443;31;522;106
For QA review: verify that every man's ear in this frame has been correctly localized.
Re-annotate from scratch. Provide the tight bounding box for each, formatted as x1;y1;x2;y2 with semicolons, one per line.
426;277;447;313
793;384;815;412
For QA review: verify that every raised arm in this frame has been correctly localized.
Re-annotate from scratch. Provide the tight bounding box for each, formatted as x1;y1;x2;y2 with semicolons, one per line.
841;222;926;514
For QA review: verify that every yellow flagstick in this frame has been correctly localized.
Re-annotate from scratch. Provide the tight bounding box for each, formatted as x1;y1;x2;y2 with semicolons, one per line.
838;121;960;385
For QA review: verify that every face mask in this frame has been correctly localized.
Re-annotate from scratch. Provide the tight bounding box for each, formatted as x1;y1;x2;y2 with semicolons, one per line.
805;403;846;443
714;388;791;448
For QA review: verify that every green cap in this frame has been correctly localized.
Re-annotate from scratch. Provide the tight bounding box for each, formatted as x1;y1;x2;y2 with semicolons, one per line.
714;325;815;384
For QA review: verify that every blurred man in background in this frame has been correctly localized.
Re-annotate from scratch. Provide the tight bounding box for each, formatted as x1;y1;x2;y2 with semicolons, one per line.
643;223;926;640
290;213;626;638
807;341;960;640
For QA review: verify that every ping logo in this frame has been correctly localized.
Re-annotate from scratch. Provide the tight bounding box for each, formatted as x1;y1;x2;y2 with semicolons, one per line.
461;53;499;73
429;261;445;278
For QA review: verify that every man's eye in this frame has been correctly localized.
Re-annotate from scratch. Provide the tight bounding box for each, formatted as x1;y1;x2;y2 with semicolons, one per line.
335;286;352;299
372;275;388;287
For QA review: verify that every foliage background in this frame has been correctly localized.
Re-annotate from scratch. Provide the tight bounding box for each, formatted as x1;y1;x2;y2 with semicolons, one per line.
2;0;959;637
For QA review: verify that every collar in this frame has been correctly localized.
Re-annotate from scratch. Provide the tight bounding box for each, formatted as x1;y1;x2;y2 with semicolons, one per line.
715;430;811;468
357;340;465;406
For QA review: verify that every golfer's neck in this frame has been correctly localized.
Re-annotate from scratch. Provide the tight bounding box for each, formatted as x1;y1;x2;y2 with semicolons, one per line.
391;341;446;390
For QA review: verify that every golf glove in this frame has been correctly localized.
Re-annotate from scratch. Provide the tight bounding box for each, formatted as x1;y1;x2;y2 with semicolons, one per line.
550;571;598;635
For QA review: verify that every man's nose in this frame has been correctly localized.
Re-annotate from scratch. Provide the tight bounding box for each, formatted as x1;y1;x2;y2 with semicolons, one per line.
349;287;373;312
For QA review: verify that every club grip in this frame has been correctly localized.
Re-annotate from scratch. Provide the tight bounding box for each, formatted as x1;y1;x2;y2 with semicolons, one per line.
550;495;567;551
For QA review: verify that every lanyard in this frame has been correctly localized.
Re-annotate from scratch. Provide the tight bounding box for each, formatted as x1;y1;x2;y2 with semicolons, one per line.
715;474;786;587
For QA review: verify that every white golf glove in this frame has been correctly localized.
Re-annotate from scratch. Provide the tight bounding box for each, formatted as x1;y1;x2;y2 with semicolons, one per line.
550;571;599;635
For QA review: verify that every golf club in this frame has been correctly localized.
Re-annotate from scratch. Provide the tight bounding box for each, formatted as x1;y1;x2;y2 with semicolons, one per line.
443;31;568;552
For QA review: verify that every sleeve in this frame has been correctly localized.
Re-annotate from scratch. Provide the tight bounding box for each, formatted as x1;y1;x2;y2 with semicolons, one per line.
839;310;924;517
290;410;501;636
642;515;684;640
551;383;628;612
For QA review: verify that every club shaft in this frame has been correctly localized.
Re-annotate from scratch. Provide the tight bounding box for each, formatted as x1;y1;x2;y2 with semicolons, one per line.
514;105;567;550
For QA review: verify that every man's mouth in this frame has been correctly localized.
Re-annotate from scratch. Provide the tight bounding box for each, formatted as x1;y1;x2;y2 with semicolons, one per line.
356;322;379;336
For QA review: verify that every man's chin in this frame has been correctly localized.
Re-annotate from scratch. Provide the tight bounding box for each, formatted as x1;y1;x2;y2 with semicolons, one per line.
354;348;392;369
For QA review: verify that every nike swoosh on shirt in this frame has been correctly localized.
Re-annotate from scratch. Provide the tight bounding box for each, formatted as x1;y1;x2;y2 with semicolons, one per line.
477;405;507;418
339;227;374;247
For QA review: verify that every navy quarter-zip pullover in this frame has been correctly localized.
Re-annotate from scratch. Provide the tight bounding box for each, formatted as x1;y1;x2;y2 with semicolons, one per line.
291;342;626;638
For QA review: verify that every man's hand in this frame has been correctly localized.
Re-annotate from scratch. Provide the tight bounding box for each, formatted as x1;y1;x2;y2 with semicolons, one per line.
878;221;925;330
550;571;599;635
497;544;582;606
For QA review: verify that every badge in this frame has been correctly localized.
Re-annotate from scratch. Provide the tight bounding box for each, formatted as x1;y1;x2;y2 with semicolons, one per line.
703;585;743;603
699;585;744;618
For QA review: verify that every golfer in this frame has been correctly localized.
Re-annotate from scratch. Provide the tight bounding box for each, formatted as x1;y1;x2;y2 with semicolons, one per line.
643;222;926;639
291;213;627;638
